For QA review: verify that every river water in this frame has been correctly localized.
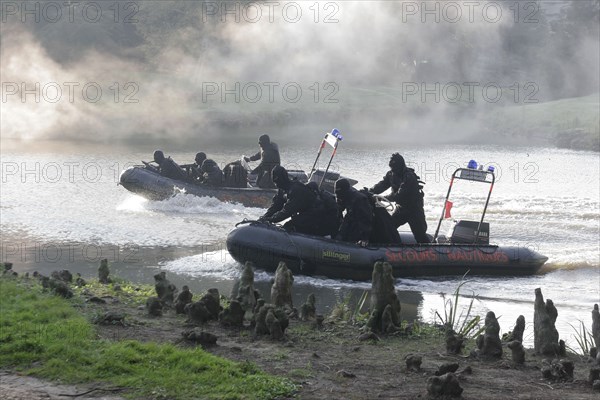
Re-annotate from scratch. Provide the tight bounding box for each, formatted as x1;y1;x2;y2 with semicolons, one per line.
1;142;598;349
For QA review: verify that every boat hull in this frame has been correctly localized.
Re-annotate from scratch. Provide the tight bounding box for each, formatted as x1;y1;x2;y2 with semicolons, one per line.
226;223;548;280
119;166;276;208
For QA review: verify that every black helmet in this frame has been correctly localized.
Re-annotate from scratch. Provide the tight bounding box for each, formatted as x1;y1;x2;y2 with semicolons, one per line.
195;152;206;164
201;159;216;173
271;165;289;188
389;153;406;173
306;181;319;194
258;134;270;146
334;178;351;199
153;150;165;163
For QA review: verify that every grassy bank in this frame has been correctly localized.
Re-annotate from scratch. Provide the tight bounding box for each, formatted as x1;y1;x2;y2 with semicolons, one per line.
486;93;600;150
0;276;296;400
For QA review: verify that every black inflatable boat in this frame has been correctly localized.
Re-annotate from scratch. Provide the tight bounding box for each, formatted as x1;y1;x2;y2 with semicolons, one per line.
119;164;356;208
119;165;276;207
226;165;549;280
119;130;356;207
226;222;548;280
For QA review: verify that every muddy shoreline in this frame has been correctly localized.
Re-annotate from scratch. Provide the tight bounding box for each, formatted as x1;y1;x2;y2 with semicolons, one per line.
2;266;599;400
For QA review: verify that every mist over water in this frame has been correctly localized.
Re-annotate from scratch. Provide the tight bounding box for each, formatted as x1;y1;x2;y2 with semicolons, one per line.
1;1;599;349
2;1;599;148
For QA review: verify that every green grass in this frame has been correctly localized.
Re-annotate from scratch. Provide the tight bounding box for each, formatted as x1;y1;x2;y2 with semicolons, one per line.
566;320;595;356
434;274;485;340
486;93;600;147
0;276;296;400
74;278;156;306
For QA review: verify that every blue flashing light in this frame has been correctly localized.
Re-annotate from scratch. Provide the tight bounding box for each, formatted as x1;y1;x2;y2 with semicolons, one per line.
487;166;495;173
467;159;477;169
331;128;343;141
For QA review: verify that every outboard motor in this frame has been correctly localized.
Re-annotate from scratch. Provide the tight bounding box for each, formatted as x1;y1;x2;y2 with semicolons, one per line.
449;220;489;245
224;162;248;188
309;169;341;193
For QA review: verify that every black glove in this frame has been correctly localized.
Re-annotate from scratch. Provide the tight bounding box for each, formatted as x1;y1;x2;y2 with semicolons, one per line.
243;156;250;162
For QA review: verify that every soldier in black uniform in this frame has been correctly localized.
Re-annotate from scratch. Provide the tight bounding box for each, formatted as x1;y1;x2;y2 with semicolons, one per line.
334;179;373;246
306;182;340;237
244;134;280;188
189;152;206;182
260;166;333;236
153;150;188;181
370;153;430;243
200;159;224;187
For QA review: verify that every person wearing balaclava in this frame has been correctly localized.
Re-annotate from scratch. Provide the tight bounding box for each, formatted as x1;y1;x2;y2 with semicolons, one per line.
200;159;224;187
260;166;332;236
189;152;207;182
335;178;373;246
244;134;281;188
370;153;430;243
153;150;188;181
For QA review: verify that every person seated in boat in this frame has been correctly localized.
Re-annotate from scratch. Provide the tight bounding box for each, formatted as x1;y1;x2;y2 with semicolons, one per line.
369;153;430;243
153;150;188;181
244;134;280;189
200;159;224;187
188;152;207;183
259;166;333;236
334;179;373;246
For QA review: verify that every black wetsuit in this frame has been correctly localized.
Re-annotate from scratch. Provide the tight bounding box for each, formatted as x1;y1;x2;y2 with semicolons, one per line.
189;163;204;183
336;188;373;243
371;168;429;243
308;187;341;237
248;142;280;188
158;157;188;181
201;160;224;187
263;180;331;236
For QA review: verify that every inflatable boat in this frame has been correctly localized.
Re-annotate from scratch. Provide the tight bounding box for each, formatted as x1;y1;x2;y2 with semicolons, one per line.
119;130;357;207
226;222;548;280
119;165;356;207
119;164;276;207
226;165;549;280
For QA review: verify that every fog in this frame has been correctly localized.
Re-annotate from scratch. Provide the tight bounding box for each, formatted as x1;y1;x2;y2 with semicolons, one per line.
1;0;599;149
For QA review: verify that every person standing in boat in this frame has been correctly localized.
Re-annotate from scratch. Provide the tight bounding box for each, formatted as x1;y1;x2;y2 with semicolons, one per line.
244;134;280;188
200;159;224;187
153;150;188;181
334;179;373;246
369;153;430;243
260;166;334;236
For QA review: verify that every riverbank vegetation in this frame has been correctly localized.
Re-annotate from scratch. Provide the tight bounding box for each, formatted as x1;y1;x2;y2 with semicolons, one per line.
0;276;296;400
1;266;598;400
